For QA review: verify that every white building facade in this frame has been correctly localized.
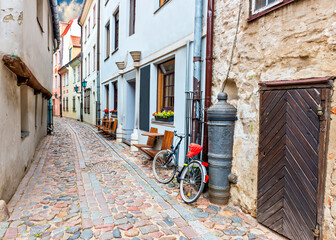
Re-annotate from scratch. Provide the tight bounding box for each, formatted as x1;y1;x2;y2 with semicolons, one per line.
100;0;207;164
79;0;99;125
0;0;59;202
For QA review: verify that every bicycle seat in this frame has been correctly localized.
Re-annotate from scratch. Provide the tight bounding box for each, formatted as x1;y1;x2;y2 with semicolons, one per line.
174;131;185;138
187;143;203;158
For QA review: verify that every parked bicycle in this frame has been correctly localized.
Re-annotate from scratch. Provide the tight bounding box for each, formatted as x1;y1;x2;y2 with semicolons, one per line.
152;131;209;203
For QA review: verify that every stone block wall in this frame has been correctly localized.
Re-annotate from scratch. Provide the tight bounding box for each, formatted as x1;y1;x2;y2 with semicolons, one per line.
212;0;336;238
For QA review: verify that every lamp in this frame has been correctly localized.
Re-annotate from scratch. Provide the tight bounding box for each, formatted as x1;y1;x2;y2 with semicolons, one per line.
74;85;79;93
54;93;57;98
82;80;87;89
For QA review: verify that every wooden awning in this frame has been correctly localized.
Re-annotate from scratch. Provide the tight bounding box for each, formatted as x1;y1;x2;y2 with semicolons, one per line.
2;54;52;99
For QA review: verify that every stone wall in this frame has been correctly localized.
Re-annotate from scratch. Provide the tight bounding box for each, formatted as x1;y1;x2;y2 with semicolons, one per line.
212;0;336;238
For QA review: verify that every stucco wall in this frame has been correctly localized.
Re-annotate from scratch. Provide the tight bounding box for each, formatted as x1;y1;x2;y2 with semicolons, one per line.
212;0;336;237
0;0;54;202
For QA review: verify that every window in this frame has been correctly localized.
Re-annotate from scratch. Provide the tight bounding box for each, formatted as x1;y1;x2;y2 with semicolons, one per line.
85;25;87;42
20;86;29;138
85;57;87;77
88;53;91;74
69;47;72;60
105;85;109;110
114;9;119;50
66;72;69;86
88;17;91;37
93;4;96;27
36;0;43;31
66;97;69;112
78;65;81;82
63;98;65;111
113;82;118;111
73;68;76;83
129;0;136;35
157;59;175;111
93;46;96;71
252;0;283;14
73;96;76;112
84;89;91;114
54;76;57;89
105;22;110;58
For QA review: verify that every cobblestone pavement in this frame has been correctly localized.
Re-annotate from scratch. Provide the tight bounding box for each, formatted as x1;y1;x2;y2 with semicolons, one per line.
0;118;285;240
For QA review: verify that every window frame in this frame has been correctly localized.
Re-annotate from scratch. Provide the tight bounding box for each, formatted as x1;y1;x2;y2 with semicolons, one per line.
157;59;175;112
93;45;96;71
114;9;119;50
129;0;136;36
73;96;76;112
93;4;96;27
88;53;91;75
105;21;110;59
88;17;91;37
249;0;297;22
113;81;118;111
36;0;44;32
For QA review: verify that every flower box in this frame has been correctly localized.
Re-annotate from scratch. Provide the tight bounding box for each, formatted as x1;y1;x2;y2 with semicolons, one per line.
155;116;174;122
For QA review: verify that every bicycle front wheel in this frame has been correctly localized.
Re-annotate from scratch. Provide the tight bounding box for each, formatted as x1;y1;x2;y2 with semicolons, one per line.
153;150;176;184
180;161;204;203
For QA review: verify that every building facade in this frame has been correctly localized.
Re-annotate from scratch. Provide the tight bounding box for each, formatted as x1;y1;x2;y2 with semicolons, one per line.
99;0;207;162
79;0;99;125
212;0;336;239
52;22;68;117
58;18;81;120
0;0;59;202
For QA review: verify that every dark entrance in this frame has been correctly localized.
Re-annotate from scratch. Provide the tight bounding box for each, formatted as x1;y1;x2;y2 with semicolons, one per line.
257;78;332;240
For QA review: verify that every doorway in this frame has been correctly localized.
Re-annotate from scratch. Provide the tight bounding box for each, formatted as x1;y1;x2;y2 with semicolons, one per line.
123;79;136;145
257;80;331;240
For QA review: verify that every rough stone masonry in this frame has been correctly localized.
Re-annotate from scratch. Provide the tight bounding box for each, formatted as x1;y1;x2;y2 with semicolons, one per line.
212;0;336;239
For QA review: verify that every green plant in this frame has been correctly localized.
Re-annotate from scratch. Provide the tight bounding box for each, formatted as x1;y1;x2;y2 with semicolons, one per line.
152;110;174;118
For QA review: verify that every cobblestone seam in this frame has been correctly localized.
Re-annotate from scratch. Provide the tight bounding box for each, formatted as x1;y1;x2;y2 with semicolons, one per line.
66;123;113;229
84;124;220;240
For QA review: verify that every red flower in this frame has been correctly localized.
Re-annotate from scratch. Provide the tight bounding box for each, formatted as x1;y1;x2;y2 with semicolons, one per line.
104;109;109;113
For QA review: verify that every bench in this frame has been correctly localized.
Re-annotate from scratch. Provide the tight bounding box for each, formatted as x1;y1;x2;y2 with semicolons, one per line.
142;130;174;158
96;116;108;130
100;118;114;132
133;127;158;152
103;119;118;138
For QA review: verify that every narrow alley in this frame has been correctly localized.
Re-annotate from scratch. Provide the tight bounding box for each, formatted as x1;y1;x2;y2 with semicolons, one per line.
0;118;283;240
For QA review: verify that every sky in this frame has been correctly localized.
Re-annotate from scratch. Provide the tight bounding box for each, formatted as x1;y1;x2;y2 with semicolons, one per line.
57;0;84;22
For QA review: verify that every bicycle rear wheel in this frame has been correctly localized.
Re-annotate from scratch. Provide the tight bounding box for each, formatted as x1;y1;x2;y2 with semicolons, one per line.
180;161;204;203
153;150;176;184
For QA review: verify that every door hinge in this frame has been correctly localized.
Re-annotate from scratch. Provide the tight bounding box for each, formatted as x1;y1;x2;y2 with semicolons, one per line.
317;104;323;120
313;224;320;238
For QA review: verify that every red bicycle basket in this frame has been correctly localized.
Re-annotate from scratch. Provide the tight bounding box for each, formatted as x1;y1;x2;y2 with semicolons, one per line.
187;143;203;158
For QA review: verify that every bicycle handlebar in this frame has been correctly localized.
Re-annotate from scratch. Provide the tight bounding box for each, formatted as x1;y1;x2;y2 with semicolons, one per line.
174;130;185;139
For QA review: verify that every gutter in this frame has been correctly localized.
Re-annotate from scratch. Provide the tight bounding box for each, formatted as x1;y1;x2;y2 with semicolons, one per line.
96;0;101;125
202;0;214;162
49;0;60;52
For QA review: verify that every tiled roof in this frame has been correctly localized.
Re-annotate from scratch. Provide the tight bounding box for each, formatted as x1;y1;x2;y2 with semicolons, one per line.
60;17;78;37
71;35;81;47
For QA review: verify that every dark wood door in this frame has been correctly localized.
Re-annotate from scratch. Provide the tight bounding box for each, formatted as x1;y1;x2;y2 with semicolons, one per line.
257;87;325;240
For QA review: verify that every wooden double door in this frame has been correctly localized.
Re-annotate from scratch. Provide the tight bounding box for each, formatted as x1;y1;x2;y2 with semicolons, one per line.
257;80;331;240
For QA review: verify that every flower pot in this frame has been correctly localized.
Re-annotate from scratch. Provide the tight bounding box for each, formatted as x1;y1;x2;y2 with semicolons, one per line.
155;116;174;122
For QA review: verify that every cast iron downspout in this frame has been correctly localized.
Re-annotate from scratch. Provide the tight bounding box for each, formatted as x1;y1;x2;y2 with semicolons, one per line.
203;0;214;162
192;0;204;145
96;0;101;125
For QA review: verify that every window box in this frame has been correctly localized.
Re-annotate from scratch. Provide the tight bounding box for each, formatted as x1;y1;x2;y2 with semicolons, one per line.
154;115;174;122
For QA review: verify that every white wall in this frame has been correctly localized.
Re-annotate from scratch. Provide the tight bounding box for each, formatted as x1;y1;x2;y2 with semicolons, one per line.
0;0;55;202
81;0;98;125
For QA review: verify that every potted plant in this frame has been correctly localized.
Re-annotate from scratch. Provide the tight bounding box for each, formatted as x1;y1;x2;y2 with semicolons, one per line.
152;110;174;122
110;109;117;117
103;109;109;116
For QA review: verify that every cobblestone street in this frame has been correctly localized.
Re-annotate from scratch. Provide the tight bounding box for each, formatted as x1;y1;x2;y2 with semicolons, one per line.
0;118;284;240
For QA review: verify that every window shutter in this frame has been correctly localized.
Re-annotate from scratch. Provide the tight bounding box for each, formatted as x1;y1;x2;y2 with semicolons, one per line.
139;65;150;131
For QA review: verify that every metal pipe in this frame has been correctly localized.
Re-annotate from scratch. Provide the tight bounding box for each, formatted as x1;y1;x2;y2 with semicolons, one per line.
184;40;191;158
203;0;214;162
78;22;83;122
96;0;101;125
192;0;204;145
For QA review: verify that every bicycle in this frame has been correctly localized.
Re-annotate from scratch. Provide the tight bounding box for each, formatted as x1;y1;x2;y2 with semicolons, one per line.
152;131;209;203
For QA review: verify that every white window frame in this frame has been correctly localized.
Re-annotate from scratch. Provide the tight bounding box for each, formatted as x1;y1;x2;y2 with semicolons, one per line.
251;0;283;15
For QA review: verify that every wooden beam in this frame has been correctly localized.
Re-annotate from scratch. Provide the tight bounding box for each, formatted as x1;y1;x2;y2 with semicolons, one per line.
2;54;52;99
